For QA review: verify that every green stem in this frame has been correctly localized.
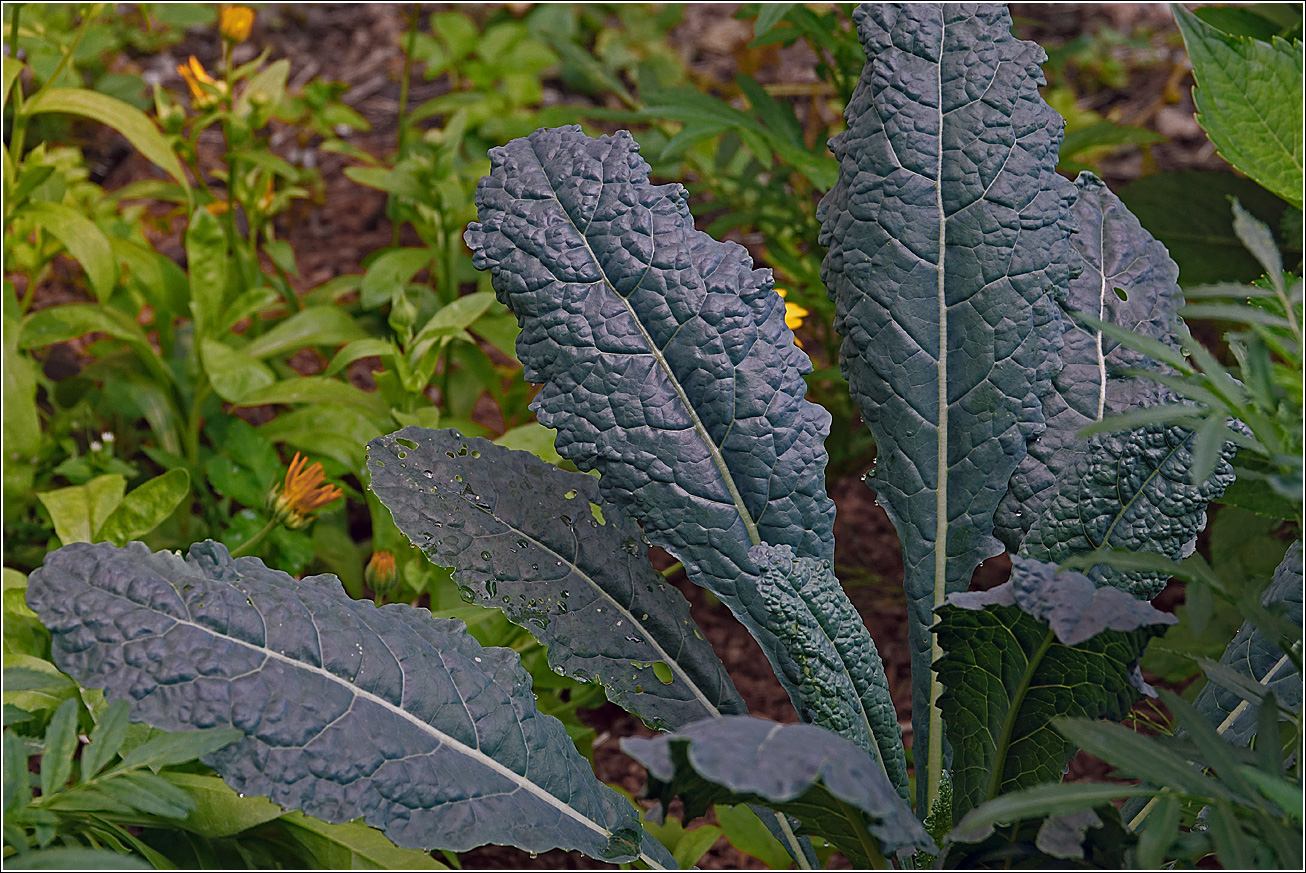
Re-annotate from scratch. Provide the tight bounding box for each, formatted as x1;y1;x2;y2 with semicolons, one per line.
230;516;279;558
6;5;26;175
26;3;98;107
660;562;683;579
986;627;1056;801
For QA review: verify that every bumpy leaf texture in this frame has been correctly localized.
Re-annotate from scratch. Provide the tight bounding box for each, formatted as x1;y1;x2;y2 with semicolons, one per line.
997;174;1237;598
623;716;933;864
817;2;1075;808
367;426;744;732
1194;540;1303;744
937;557;1176;819
464;125;904;784
26;541;670;866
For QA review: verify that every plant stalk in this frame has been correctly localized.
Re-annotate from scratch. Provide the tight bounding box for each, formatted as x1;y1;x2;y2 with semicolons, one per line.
230;516;279;558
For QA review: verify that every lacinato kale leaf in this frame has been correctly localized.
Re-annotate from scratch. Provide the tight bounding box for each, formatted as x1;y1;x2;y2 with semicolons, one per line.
25;540;672;866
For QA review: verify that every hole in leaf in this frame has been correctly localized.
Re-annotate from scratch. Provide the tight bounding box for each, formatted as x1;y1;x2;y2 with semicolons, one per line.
396;437;418;450
1114;287;1128;301
652;662;674;685
563;489;578;499
589;502;606;525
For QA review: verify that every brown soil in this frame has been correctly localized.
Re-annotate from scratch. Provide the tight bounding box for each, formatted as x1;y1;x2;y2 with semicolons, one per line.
21;4;1232;869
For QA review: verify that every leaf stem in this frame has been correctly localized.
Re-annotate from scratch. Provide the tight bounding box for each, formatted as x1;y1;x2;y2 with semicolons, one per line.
230;516;278;558
659;561;683;579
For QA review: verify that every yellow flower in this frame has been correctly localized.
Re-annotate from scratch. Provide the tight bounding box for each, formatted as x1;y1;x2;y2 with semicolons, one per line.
220;5;256;43
776;287;809;345
365;551;399;597
177;56;225;108
267;453;342;529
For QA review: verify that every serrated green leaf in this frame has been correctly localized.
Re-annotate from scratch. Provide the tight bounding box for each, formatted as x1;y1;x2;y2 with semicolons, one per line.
815;6;1076;808
937;558;1174;819
1173;5;1303;208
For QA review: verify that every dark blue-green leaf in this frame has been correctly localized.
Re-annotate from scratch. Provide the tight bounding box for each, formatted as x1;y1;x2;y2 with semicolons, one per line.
623;716;933;864
26;540;664;864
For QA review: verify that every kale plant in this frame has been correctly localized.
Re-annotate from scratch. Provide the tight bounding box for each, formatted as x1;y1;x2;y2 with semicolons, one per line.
23;3;1297;868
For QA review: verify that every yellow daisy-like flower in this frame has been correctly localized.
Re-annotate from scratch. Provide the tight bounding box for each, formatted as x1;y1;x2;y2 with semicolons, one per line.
267;453;343;529
776;287;809;345
219;5;256;43
177;56;226;108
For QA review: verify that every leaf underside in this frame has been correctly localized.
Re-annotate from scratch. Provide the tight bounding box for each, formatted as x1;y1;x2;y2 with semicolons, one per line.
367;426;745;732
937;557;1175;820
25;541;659;864
1193;540;1303;743
817;2;1075;807
622;716;934;864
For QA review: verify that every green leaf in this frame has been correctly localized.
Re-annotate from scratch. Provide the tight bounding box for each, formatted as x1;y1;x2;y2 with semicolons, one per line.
23;88;189;194
40;698;80;798
233;375;388;414
323;337;398;377
2;847;153;870
815;6;1076;808
1173;5;1303;208
278;810;449;869
259;404;384;470
186;207;230;338
1119;170;1289;285
3;56;22;108
950;781;1153;844
623;716;933;865
1238;766;1304;821
97;469;190;547
36;474;126;545
20;202;117;302
360;247;431;309
27;540;670;866
937;558;1175;819
81;699;130;781
162;771;283;837
3;569;49;659
493;422;562;465
1053;717;1240;801
97;769;196;819
199;338;276;403
714;803;795;870
408;291;497;360
116;727;245;771
242;306;369;359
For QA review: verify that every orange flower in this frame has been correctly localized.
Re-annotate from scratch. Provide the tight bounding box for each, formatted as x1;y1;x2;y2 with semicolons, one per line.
219;5;255;43
177;56;225;108
267;453;342;529
365;551;399;597
776;287;809;346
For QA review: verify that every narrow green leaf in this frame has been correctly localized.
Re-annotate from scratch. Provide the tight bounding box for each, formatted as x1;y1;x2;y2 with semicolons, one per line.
1053;717;1238;801
23;88;189;193
97;469;190;547
1207;800;1255;868
1238;766;1304;821
278;810;449;869
232;375;388;414
2;847;153;870
116;727;244;772
81;699;130;781
162;772;284;837
951;781;1153;844
323;338;398;377
21;202;117;301
243;306;369;359
40;698;80;798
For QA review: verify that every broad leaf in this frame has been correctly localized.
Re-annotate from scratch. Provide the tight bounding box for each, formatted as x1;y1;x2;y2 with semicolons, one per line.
367;426;745;732
1193;541;1303;744
936;557;1175;820
623;716;933;864
998;175;1238;598
1173;5;1303;208
816;3;1075;809
26;540;669;865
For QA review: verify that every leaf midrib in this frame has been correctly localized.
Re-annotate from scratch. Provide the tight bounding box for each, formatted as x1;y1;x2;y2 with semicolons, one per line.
524;136;762;550
986;625;1056;801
